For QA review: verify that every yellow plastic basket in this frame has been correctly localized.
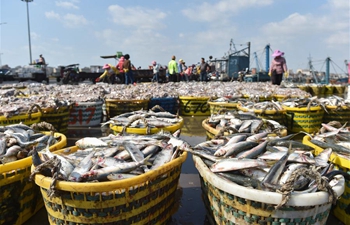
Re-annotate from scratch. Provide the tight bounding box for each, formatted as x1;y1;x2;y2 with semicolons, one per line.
179;96;210;116
237;103;286;124
282;105;324;133
41;106;71;134
110;117;184;135
105;99;150;119
193;154;345;225
0;132;67;225
208;101;238;115
302;135;350;225
32;146;187;225
0;104;42;126
323;105;350;125
334;85;346;94
325;85;334;95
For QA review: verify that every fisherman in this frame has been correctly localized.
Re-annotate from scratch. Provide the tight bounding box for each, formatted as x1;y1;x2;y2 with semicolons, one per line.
38;54;46;65
199;57;210;82
95;63;118;84
122;54;135;85
151;60;160;83
168;55;179;82
268;49;288;85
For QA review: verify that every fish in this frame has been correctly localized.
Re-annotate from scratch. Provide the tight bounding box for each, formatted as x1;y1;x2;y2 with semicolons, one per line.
68;151;96;182
237;141;268;159
210;158;268;173
75;137;109;149
223;141;259;157
150;144;174;170
310;139;350;155
107;173;138;181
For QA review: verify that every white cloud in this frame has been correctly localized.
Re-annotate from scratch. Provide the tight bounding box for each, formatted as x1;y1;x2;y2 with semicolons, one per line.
326;31;349;46
108;5;167;30
62;14;88;28
30;32;40;41
55;1;79;9
45;11;60;20
182;0;273;22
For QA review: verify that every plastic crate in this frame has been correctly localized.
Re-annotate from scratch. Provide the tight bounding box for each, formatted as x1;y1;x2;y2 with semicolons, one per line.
0;132;67;225
302;135;350;225
192;154;344;225
68;100;103;127
179;96;210;116
32;146;187;225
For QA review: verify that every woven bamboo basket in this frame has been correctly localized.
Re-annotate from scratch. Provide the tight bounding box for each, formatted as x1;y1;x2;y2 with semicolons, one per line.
179;96;210;116
322;105;350;124
110;117;184;135
192;154;345;225
302;135;350;225
237;103;286;124
148;97;179;114
0;104;42;126
207;101;238;115
282;105;324;133
0;132;67;225
32;146;187;225
105;99;150;119
68;100;104;127
41;105;72;134
334;84;346;94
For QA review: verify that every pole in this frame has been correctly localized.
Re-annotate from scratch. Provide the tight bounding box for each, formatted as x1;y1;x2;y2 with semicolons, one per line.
325;57;330;85
22;0;33;64
265;44;270;72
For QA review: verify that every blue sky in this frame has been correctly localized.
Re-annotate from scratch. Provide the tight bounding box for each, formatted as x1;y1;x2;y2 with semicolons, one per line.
0;0;349;73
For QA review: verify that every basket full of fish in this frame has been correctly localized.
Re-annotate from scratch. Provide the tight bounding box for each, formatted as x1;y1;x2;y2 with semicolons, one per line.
281;96;325;134
207;96;244;115
106;105;184;135
237;100;287;124
0;123;67;225
202;110;288;140
302;121;350;225
30;132;188;225
318;96;350;125
189;133;346;225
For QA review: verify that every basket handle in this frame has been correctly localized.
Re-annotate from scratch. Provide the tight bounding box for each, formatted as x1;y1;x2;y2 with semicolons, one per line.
150;105;166;112
26;104;43;119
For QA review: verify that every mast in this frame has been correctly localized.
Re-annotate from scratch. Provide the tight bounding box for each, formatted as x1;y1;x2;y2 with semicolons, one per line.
325;57;330;85
308;56;318;84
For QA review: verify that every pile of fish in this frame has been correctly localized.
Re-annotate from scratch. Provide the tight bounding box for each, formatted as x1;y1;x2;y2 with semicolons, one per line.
189;130;349;204
207;110;286;136
102;107;183;133
0;123;60;164
281;96;324;109
318;95;350;109
237;100;285;113
31;131;189;184
307;121;350;160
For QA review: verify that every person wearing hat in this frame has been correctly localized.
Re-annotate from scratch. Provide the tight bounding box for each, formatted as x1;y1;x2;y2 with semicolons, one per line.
178;59;189;82
116;56;125;84
151;60;160;83
95;63;119;84
268;49;288;85
168;55;179;82
38;54;46;65
122;54;135;85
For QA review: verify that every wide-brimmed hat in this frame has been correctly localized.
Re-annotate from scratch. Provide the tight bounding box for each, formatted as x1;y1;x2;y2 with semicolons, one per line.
179;59;183;62
102;64;110;69
272;50;284;57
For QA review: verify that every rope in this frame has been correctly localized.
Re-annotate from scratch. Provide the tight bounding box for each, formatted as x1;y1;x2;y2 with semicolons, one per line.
275;166;337;209
30;121;57;132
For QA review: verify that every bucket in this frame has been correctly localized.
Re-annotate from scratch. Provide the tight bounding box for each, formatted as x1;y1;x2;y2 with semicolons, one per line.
0;132;67;225
237;103;286;124
148;97;179;114
0;104;42;126
302;135;350;225
68;100;103;127
282;105;324;133
32;146;187;225
41;106;71;134
179;96;210;116
322;105;350;124
208;101;237;115
192;154;344;225
105;99;149;119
